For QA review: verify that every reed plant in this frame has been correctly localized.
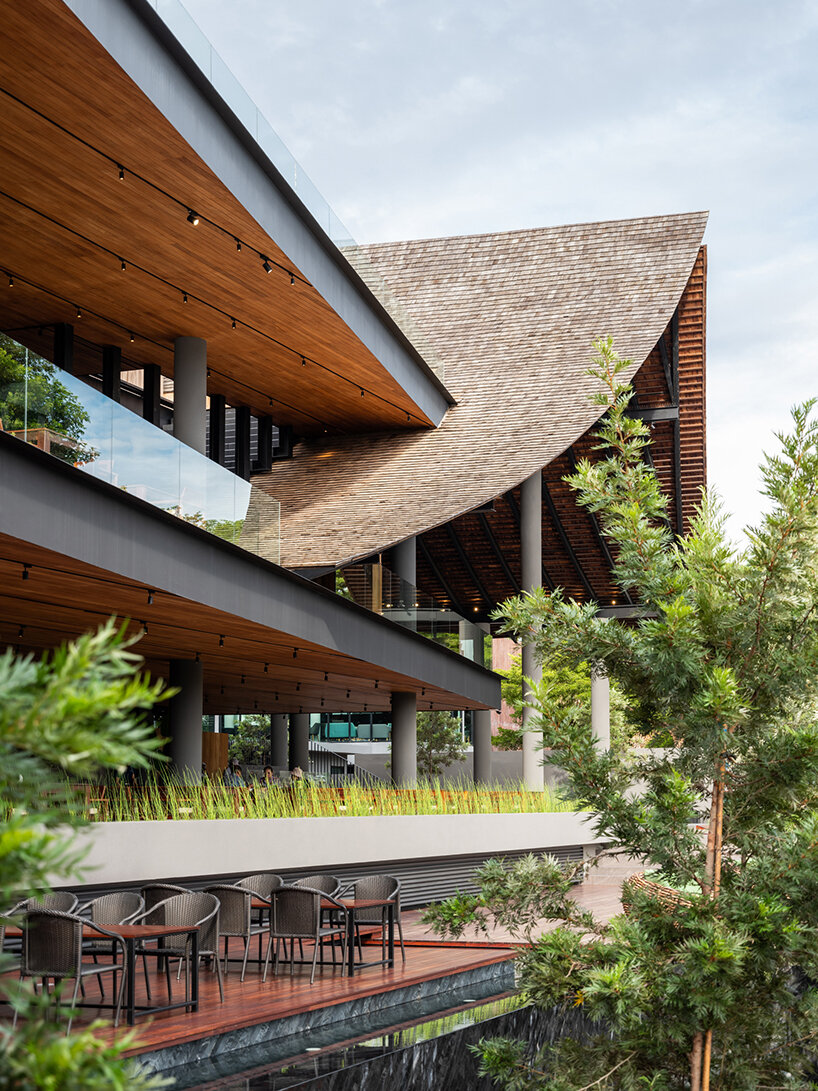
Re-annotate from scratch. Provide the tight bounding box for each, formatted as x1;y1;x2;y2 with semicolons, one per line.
80;769;577;822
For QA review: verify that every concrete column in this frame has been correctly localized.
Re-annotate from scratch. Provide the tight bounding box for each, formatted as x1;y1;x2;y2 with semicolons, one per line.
391;691;417;786
288;713;310;773
472;708;493;784
173;336;207;454
520;469;545;791
168;659;203;781
391;536;416;588
591;670;611;751
270;713;289;768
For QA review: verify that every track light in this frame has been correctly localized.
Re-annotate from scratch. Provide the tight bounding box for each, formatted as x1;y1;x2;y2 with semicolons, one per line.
346;689;350;699
220;684;225;696
187;209;199;226
407;413;411;422
118;165;124;181
195;651;201;663
8;275;13;287
360;389;365;397
129;331;134;342
301;357;306;367
290;272;295;286
17;626;24;640
147;589;154;605
264;662;269;673
120;259;126;271
292;647;298;659
142;621;148;635
296;682;301;692
324;672;328;682
235;238;242;252
182;292;188;304
275;692;279;701
231;318;236;329
219;634;224;647
76;306;81;319
241;675;245;685
262;257;273;274
21;564;29;580
320;697;324;707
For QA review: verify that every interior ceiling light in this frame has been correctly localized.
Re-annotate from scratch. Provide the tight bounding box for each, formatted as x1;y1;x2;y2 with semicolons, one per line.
290;272;295;285
75;306;81;319
120;259;126;272
129;332;135;342
182;292;188;304
118;164;124;181
231;318;236;330
7;275;13;287
235;238;242;252
262;257;273;274
187;209;199;226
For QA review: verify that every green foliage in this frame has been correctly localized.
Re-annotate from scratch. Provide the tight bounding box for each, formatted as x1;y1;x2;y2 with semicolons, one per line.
0;621;169;1088
228;714;270;764
495;650;640;750
0;334;92;455
427;338;818;1088
416;710;467;778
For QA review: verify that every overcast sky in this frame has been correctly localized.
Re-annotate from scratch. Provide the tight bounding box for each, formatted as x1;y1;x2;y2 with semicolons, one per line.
182;0;818;544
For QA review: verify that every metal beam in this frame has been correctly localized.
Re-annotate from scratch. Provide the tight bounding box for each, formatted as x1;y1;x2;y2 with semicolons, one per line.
657;332;675;405
445;522;492;609
505;489;554;590
101;345;121;403
142;364;161;426
417;535;469;618
477;511;520;596
624;405;679;423
542;479;595;600
208;394;226;465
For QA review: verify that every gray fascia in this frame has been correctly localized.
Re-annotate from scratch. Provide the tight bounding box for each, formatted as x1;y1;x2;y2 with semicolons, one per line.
62;0;452;424
0;435;498;708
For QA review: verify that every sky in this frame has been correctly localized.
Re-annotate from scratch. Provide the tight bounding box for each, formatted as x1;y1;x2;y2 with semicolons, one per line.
181;0;818;544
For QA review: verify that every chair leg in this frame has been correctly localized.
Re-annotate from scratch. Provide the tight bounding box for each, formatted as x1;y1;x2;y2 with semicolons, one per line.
113;967;125;1028
213;950;224;1002
92;952;105;998
240;937;251;983
142;952;153;1001
262;935;273;983
309;935;320;985
397;916;406;963
164;953;173;1003
66;976;81;1036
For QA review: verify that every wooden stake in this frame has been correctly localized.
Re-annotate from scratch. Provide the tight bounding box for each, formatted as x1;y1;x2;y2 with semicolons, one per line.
702;1029;713;1091
691;1033;703;1091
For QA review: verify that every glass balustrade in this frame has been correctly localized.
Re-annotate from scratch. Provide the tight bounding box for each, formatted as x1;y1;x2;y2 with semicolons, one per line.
338;564;489;667
0;339;280;565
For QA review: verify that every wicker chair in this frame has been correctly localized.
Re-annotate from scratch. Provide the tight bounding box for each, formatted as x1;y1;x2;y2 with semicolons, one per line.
292;874;341;897
263;887;347;985
12;909;126;1033
77;891;144;998
132;891;224;1003
348;874;405;963
236;873;283;900
204;884;266;981
9;891;79;914
137;884;189;1000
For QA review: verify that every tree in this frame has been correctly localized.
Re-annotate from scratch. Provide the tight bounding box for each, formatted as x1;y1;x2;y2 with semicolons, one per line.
425;339;818;1089
0;334;92;454
494;651;640;750
416;710;467;779
0;621;169;1088
229;713;270;765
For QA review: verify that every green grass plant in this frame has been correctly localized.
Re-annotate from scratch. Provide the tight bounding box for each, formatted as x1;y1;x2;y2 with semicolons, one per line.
79;770;577;822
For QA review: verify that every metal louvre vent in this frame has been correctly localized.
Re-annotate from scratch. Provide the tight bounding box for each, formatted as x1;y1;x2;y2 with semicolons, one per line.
76;846;585;910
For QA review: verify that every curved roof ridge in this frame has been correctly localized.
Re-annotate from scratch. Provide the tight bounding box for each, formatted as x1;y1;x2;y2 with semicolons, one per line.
258;211;708;568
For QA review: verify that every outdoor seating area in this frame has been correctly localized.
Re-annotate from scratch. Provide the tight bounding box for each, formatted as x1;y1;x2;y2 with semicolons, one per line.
0;872;404;1033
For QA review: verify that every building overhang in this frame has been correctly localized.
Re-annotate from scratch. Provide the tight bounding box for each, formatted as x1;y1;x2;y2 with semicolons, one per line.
0;0;452;434
0;433;499;713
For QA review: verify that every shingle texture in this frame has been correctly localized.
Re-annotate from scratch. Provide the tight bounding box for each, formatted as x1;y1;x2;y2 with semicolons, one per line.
256;212;708;568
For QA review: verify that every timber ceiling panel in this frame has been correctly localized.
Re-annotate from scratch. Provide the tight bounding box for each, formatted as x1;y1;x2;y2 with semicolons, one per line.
0;536;483;714
257;212;708;567
0;0;433;433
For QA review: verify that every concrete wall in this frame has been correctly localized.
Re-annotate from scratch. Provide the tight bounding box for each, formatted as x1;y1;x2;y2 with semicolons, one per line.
71;811;604;887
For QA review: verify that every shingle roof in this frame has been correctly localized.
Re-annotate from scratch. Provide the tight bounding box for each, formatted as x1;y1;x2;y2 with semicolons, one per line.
255;211;708;568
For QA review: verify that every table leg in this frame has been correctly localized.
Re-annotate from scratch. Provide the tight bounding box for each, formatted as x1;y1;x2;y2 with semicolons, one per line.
126;938;136;1027
189;929;199;1012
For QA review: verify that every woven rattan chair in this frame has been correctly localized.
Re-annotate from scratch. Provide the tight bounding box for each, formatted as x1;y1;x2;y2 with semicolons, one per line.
9;891;79;914
132;891;224;1003
292;874;341;897
77;891;144;998
263;887;347;985
204;884;266;981
12;909;126;1033
137;884;189;1000
348;874;405;963
236;873;283;900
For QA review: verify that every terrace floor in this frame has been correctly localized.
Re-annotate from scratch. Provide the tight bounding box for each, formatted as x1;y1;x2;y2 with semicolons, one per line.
1;862;635;1080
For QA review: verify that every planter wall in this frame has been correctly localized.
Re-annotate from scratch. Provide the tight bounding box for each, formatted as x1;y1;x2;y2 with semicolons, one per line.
70;811;605;887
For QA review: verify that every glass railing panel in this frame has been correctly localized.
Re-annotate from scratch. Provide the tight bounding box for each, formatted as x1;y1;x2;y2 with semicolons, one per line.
154;0;212;76
256;115;298;190
210;50;258;136
0;336;280;565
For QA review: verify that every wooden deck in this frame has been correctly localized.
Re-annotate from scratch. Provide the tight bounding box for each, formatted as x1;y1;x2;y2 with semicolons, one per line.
2;933;517;1062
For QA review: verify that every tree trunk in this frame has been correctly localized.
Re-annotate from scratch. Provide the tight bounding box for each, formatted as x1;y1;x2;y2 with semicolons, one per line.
693;763;725;1089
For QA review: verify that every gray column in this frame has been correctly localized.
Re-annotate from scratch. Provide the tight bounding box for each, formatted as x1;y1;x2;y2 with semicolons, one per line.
270;713;289;768
173;336;207;454
472;708;493;784
391;536;416;588
168;658;203;781
591;671;611;751
391;691;417;786
289;713;310;773
520;469;545;791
